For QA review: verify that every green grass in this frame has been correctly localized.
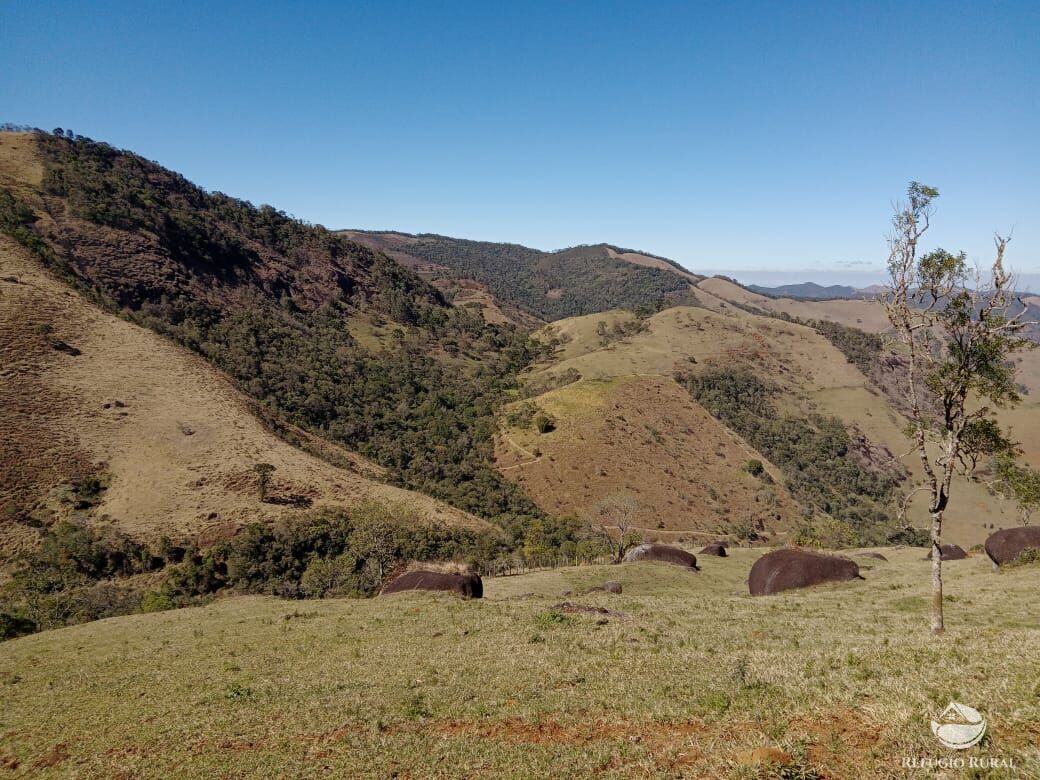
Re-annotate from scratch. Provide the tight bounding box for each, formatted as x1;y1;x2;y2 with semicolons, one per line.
1;548;1038;778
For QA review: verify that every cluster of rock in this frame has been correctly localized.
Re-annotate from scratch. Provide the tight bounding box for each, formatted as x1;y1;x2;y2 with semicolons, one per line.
374;525;1040;601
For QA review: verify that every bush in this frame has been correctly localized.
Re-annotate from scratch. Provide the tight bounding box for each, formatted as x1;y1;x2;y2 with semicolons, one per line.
140;592;175;613
1007;548;1040;569
0;612;35;640
1;503;592;639
886;526;931;547
300;556;356;598
533;413;556;434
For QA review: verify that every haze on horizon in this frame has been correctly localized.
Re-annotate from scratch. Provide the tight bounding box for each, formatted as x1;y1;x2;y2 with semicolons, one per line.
1;0;1037;285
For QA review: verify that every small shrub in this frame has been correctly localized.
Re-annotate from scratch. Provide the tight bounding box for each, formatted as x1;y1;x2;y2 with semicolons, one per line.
533;413;556;434
886;526;930;547
1006;548;1040;569
0;612;35;640
533;609;573;628
504;402;537;428
140;592;175;613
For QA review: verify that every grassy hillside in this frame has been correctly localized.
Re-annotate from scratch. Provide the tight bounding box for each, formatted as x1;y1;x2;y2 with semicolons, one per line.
2;548;1037;777
694;277;894;333
504;305;902;542
341;230;700;321
695;276;1040;536
506;300;1037;547
496;375;804;540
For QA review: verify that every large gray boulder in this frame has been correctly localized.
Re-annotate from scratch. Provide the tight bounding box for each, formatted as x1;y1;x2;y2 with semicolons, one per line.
749;548;861;596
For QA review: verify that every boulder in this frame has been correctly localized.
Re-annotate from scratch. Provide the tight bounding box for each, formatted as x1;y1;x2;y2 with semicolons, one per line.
856;552;888;561
749;548;861;596
622;543;698;569
923;544;968;561
379;570;483;599
984;526;1040;567
699;542;728;557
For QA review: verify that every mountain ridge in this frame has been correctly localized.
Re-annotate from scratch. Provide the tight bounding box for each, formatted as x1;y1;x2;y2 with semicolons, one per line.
340;229;701;321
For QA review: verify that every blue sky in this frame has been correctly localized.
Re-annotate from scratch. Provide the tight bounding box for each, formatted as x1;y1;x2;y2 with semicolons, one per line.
2;1;1038;286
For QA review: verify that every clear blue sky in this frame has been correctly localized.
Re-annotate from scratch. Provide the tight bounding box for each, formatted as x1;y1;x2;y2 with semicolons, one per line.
2;1;1038;285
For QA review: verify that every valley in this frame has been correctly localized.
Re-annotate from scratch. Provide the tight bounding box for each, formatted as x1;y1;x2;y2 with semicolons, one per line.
3;129;1038;629
3;6;1037;778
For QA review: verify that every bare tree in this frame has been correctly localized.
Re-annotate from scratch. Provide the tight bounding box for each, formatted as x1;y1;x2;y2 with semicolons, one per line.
882;182;1035;633
592;494;644;563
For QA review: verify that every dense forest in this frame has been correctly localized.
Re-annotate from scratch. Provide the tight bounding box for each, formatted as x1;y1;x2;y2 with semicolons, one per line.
345;231;697;320
2;131;556;536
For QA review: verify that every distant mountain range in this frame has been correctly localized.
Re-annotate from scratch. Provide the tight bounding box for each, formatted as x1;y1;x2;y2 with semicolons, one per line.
747;282;881;299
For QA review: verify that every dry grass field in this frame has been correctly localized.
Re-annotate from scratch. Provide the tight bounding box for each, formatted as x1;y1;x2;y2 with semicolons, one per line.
2;547;1037;778
495;375;803;538
605;247;701;282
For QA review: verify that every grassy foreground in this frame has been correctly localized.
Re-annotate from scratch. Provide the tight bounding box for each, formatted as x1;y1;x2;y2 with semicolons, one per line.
1;548;1038;778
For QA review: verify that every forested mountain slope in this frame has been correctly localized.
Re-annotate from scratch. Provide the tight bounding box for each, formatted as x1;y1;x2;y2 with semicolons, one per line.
0;232;483;560
0;131;545;536
341;230;700;321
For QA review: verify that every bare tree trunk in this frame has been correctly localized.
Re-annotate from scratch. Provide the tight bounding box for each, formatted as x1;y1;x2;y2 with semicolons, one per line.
930;510;944;634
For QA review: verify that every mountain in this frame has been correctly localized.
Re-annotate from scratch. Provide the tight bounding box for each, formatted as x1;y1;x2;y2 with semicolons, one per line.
0;231;483;560
0;130;545;550
497;274;1040;548
4;128;1039;641
747;282;869;299
340;230;701;321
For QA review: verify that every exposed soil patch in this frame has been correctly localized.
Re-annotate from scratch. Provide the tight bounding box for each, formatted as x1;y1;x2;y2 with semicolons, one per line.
549;601;627;619
32;743;69;769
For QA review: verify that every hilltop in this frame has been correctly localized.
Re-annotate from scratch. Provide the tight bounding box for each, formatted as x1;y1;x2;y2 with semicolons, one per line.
341;230;701;321
2;547;1038;777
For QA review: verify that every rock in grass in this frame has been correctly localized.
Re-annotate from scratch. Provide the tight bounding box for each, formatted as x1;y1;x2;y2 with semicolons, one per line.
380;570;483;599
923;544;968;561
622;543;698;569
984;527;1040;567
856;552;888;561
749;548;861;596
